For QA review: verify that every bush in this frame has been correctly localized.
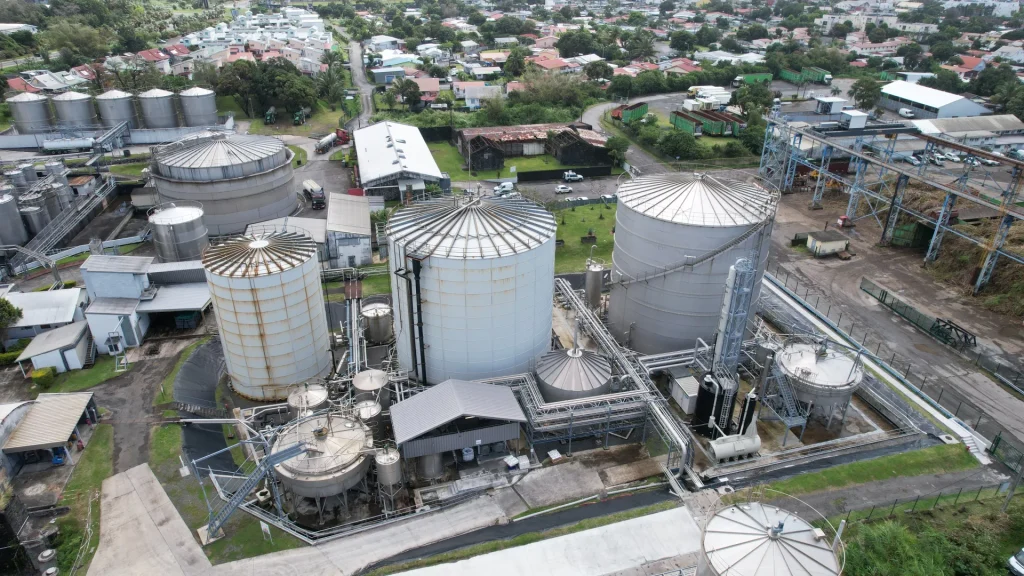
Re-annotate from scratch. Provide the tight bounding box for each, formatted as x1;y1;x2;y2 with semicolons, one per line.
0;351;19;365
724;141;747;157
31;366;56;388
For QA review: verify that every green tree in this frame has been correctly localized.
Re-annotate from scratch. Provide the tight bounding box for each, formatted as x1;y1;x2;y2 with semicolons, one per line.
279;75;319;112
556;29;599;58
0;298;21;351
847;78;883;110
397;78;421;108
969;63;1018;97
919;69;964;93
659;0;675;14
627;11;648;26
670;31;695;53
627;31;656;61
42;20;109;62
504;47;527;77
382;88;397;110
929;41;957;62
605;136;630;165
608;74;633;97
657;130;701;159
735;82;774;113
584;60;614;80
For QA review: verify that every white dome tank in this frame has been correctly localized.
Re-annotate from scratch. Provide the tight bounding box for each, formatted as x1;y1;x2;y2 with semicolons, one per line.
535;347;612;402
776;337;864;418
386;197;556;384
608;173;777;354
698;502;841;576
203;231;332;400
271;412;373;499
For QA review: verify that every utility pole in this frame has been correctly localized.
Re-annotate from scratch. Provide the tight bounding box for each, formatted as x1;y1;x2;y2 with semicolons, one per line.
1002;459;1024;513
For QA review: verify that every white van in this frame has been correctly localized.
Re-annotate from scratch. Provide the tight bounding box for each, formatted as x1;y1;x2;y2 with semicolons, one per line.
898;108;916;118
493;182;514;195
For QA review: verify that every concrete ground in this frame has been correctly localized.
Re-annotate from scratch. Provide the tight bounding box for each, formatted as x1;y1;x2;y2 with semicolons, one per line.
513;461;606;508
400;506;701;576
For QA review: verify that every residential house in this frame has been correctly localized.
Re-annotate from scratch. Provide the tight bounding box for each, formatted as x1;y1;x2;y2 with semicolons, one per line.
370;67;406;84
454;81;486;98
849;37;912;55
532;58;572;73
991;44;1024;64
367;35;403;52
534;36;558;49
465;85;503;109
940;55;986;81
137;48;172;74
494;37;519;46
411;77;441;102
661;57;702;75
469;66;503;79
460;40;481;55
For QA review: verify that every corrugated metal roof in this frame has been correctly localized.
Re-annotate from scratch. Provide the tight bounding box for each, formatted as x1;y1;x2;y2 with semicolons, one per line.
203;231;317;277
0;402;29;425
912;114;1024;135
387;196;555;259
155;132;285;169
3;392;93;452
4;289;82;327
86;297;139;315
136;283;210;313
882;80;965;108
617;172;775;227
247;216;328;244
16;321;88;362
81;255;154;274
353;121;442;186
327;193;371;236
390;379;526;445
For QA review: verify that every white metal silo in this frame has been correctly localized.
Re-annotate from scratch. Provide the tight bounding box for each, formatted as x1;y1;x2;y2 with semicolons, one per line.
203;231;332;400
148;201;209;262
386;196;556;385
0;194;28;245
271;412;373;499
608;173;778;355
150;132;295;235
698;502;841;576
51;91;96;128
8;92;51;134
536;347;612;403
95;89;138;128
179;87;218;126
138;88;178;128
19;206;49;236
776;336;864;423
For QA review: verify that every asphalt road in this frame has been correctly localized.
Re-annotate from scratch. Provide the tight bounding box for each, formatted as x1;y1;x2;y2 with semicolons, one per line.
345;38;375;131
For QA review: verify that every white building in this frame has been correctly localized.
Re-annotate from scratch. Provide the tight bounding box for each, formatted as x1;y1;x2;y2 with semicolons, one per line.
2;288;89;348
878;81;989;119
911;115;1024;151
0;24;37;35
465;85;503;109
327;193;373;268
354;122;444;199
15;321;91;375
367;35;404;52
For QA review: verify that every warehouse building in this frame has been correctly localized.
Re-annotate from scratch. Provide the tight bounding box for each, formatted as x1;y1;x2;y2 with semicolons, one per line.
878;81;989;119
2;288;89;348
354;121;443;200
455;123;608;164
910;114;1024;151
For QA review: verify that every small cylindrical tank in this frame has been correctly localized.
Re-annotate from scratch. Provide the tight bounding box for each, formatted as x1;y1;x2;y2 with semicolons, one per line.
375;447;403;486
19;163;37;183
352;369;390;406
44;161;67;186
95;89;138;128
271;412;373;499
4;169;26;193
0;183;19;200
148;201;209;262
0;194;28;245
416;452;444;481
20;206;50;236
179;87;218;126
138;88;178;129
361;302;394;343
8;92;51;134
355;399;382;432
51;91;97;128
585;260;604;309
775;337;864;419
286;383;329;420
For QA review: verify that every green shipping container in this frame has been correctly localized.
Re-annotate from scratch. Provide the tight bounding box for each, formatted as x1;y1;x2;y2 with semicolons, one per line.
670;111;703;136
780;69;803;83
620;102;649;123
694;112;725;136
803;67;833;85
879;71;896;81
736;73;773;86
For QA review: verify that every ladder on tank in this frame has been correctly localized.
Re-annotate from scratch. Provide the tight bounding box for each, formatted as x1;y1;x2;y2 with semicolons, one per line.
767;363;807;429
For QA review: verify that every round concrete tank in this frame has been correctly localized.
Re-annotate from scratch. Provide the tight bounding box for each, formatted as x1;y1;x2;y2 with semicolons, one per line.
148;201;209;262
138;88;178;129
585;260;604;309
287;383;330;420
51;91;96;128
375;447;402;486
608;173;777;354
352;369;390;406
775;337;864;419
386;197;556;384
271;412;373;499
361;301;393;344
0;195;28;245
179;87;218;127
8;92;51;134
416;452;444;481
536;347;612;403
698;502;841;576
95;89;137;128
150;132;295;235
203;231;332;400
20;206;50;236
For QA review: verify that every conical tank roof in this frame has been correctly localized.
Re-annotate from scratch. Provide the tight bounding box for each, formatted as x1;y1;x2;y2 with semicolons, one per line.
51;91;91;101
180;86;214;96
387;196;555;259
96;89;132;100
138;88;173;98
203;230;317;277
155;131;285;169
536;347;612;402
617;172;775;227
8;92;47;102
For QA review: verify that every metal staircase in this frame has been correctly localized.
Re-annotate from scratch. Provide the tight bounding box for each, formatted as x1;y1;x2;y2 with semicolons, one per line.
83;333;96;368
206;442;309;538
13;178;117;268
169;402;230;419
769;363;807;428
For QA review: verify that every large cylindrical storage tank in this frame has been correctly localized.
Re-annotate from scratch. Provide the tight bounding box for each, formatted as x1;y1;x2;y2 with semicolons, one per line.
608;173;777;354
20;206;50;236
0;195;28;245
386;197;556;384
8;92;51;134
535;348;612;402
179;87;218;127
775;337;864;418
271;412;373;499
203;231;332;400
51;91;96;128
148;201;209;262
150;132;295;235
95;89;138;128
138;88;178;128
4;169;26;194
697;502;841;576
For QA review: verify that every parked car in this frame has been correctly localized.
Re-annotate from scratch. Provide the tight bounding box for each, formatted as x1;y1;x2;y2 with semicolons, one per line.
563;171;584;182
927;156;944;167
555;185;573;194
900;155;920;166
980;157;999;166
946;153;961;163
575;196;590;202
932;152;947;161
964;157;980;166
1009;548;1024;576
600;194;616;201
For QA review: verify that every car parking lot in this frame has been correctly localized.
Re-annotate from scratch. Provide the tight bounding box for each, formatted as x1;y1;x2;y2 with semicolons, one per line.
514;176;624;204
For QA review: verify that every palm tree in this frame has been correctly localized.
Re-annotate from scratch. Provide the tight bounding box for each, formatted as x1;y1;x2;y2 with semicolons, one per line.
320;50;343;69
830;86;841;97
382;88;397;110
317;67;345;110
992;82;1021;110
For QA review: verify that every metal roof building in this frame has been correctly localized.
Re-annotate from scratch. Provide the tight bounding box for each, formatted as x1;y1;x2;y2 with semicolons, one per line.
3;392;96;455
4;288;86;330
353;121;442;193
326;192;373;268
390;379;527;458
879;80;989;119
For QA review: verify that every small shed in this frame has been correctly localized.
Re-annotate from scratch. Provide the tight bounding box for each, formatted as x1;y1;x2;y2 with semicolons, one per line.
15;321;90;375
670;374;700;415
807;230;849;256
2;392;98;468
468;136;505;171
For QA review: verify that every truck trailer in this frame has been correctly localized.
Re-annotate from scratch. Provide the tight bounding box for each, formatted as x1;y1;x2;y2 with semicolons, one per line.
732;73;773;87
802;67;834;85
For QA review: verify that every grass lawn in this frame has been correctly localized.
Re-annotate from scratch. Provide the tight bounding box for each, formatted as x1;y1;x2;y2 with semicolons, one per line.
55;424;113;574
429;142;595;181
249;100;343;137
288;145;308;169
46;356;131;396
117;242;144;255
150;422;183;468
763;443;977;497
55;252;91;266
329;149;346;161
108;162;149;178
367;500;678;575
153;337;210;406
554;204;617;274
216;95;248;119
